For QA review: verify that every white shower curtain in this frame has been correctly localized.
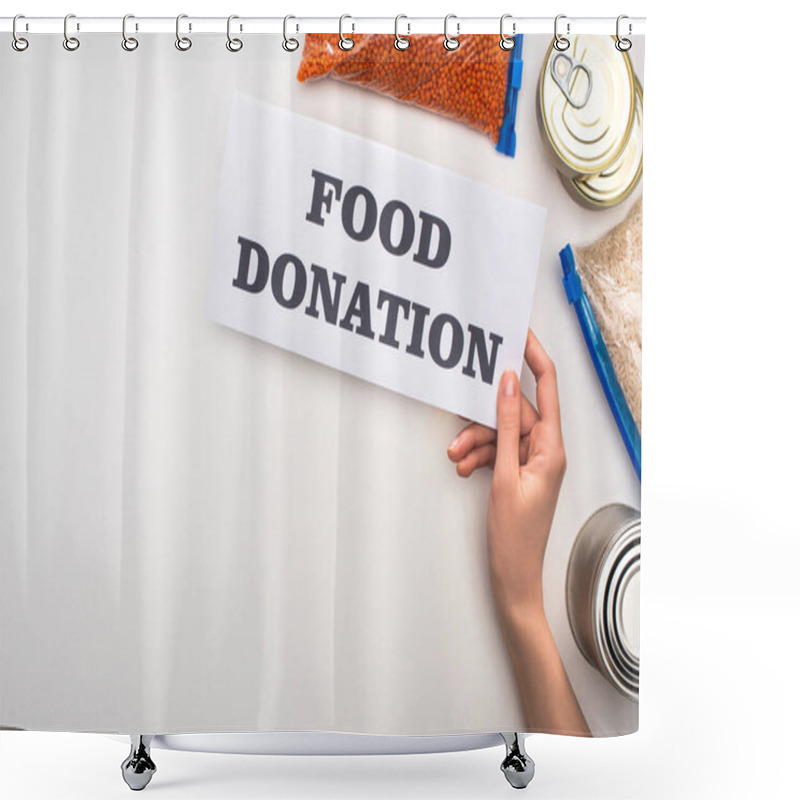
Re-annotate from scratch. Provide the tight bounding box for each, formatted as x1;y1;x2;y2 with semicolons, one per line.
1;30;641;737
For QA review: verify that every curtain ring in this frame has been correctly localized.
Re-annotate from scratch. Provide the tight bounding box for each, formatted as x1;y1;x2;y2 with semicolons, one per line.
615;15;632;51
175;14;192;51
282;15;299;52
443;13;460;51
339;14;354;51
12;14;29;52
63;13;80;51
394;14;410;51
121;14;139;51
553;14;570;51
226;15;243;52
499;13;515;50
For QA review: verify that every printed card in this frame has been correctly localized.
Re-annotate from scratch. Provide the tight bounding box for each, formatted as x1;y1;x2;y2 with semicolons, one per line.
206;93;546;427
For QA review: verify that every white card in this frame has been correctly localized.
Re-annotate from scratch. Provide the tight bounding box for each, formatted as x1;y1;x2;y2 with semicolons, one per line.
206;93;546;428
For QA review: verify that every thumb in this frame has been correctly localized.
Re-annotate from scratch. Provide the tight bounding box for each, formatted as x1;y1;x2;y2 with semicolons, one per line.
495;370;521;488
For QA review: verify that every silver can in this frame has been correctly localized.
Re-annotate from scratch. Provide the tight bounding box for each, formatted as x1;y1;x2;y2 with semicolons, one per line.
562;77;644;208
566;503;640;700
537;35;636;178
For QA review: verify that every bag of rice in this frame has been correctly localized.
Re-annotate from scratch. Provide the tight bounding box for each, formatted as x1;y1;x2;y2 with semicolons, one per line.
296;34;523;156
560;198;642;478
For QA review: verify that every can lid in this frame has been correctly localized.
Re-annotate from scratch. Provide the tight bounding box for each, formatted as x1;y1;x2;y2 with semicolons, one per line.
565;78;643;208
538;35;636;177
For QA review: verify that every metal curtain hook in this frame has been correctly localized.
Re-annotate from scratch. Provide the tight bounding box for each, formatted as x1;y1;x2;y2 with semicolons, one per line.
616;15;632;51
394;14;410;51
443;13;460;51
12;14;29;51
554;14;570;51
282;15;299;52
499;13;515;50
339;14;354;50
175;14;192;51
122;14;139;51
63;13;80;51
226;14;243;51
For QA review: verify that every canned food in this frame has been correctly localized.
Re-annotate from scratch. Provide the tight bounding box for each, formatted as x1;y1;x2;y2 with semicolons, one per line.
566;503;640;700
561;77;643;208
537;35;636;178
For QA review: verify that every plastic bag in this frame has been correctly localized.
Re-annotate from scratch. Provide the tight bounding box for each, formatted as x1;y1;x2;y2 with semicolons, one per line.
560;198;642;477
296;34;523;156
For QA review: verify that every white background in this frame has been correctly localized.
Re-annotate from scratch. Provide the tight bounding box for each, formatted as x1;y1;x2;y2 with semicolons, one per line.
1;1;798;800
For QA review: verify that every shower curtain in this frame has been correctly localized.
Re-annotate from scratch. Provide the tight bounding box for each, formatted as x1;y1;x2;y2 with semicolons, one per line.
1;27;643;738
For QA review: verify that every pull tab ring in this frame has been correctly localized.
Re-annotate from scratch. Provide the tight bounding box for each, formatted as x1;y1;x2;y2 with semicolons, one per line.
339;14;354;50
554;14;570;51
122;14;139;51
282;15;299;51
226;15;243;52
394;14;410;51
443;13;460;51
63;13;80;51
175;14;192;51
550;52;593;109
12;14;29;51
499;14;515;50
615;15;632;51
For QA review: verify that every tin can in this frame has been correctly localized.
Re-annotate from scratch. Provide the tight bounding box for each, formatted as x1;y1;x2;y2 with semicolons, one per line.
566;503;640;700
561;77;643;208
537;35;636;179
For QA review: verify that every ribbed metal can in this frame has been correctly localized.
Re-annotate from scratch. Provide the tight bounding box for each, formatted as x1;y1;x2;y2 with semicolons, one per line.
562;76;643;208
566;503;640;700
537;35;636;179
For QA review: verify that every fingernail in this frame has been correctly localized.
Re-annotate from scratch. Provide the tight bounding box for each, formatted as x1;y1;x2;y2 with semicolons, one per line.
502;370;516;397
448;433;463;452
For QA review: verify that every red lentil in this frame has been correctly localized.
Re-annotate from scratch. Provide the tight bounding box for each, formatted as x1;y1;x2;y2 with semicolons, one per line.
296;34;512;144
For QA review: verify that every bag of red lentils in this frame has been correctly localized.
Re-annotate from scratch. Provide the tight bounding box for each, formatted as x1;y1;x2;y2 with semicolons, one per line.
296;34;523;156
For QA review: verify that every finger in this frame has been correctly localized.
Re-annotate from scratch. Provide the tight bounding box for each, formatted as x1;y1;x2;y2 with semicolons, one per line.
525;329;561;427
521;393;539;432
456;443;497;477
520;436;530;466
494;369;522;487
447;422;496;461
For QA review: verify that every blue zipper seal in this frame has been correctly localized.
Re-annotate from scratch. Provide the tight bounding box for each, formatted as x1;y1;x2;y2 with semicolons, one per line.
496;35;523;157
560;244;642;481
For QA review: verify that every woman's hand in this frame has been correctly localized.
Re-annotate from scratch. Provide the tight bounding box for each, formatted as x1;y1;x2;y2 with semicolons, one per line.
446;329;589;735
447;329;566;629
